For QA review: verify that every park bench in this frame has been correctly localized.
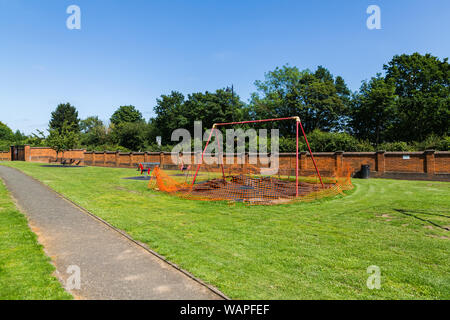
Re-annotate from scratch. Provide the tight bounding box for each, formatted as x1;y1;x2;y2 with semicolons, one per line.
64;159;82;166
137;162;160;175
48;158;81;166
61;159;75;166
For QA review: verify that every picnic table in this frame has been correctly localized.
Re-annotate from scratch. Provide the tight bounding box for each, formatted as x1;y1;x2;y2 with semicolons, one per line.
137;162;160;175
49;158;82;166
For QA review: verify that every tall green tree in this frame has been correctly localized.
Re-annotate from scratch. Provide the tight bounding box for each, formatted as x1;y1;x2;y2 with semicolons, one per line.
0;122;15;150
110;105;143;125
183;88;247;133
47;121;80;153
49;103;80;133
152;88;247;142
110;122;148;151
80;116;104;133
27;130;47;147
384;53;449;141
0;121;14;141
350;74;398;146
250;65;350;136
80;116;108;147
152;91;187;143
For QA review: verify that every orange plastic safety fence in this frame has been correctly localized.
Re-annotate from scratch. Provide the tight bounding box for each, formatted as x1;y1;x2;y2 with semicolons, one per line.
148;164;353;205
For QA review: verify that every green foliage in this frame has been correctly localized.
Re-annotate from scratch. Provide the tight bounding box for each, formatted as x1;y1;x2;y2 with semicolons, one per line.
375;136;449;152
0;122;29;151
80;116;109;147
80;116;104;133
306;130;374;152
250;65;351;135
23;130;47;147
435;136;450;151
277;130;375;152
144;143;173;152
378;141;413;152
185;88;248;132
152;88;248;143
108;106;148;151
110;121;148;151
47;122;80;153
278;136;299;152
412;135;450;151
12;130;26;142
350;74;398;145
151;91;187;143
384;53;450;141
49;103;80;133
0;122;14;141
110;105;143;125
84;144;130;152
0;122;14;150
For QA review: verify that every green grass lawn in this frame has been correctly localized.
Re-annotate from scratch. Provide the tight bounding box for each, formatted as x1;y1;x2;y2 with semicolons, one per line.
2;162;449;299
0;175;72;300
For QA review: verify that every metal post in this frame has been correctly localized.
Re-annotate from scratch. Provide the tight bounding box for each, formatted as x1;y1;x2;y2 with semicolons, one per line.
298;120;324;188
215;128;225;179
192;125;215;186
296;120;299;197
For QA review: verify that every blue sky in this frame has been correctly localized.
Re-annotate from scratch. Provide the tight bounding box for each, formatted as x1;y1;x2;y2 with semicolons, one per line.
0;0;449;134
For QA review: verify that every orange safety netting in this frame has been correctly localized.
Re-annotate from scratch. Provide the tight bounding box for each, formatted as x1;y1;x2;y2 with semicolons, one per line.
148;164;353;205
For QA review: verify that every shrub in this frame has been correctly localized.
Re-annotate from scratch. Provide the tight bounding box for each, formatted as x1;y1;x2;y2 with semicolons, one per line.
85;144;130;152
377;141;413;151
0;141;11;152
435;136;450;151
306;130;370;152
278;137;300;153
412;135;450;151
276;130;376;152
144;143;173;152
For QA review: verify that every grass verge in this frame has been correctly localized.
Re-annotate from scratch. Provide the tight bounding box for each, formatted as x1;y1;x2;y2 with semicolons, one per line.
2;162;449;299
0;176;71;300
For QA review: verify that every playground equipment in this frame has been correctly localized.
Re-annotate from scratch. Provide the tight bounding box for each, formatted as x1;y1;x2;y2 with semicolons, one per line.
148;117;352;204
137;162;160;175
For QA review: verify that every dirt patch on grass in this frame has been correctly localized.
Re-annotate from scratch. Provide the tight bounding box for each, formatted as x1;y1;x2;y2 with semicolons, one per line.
377;214;393;222
114;186;142;194
428;234;449;240
114;186;156;197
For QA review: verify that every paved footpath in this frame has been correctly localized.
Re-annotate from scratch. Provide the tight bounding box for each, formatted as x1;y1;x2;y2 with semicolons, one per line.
0;166;223;300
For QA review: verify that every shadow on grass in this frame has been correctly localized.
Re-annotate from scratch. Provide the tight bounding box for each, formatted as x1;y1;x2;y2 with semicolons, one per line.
394;208;450;231
40;165;85;168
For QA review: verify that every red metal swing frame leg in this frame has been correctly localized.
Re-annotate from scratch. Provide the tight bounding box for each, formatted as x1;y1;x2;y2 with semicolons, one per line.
192;126;215;187
298;120;324;189
296;121;299;197
215;128;225;179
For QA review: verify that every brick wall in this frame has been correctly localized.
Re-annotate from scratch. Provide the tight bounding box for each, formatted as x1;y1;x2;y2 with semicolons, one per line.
82;150;449;181
0;150;11;161
84;151;165;168
27;147;85;163
435;153;450;174
4;146;449;181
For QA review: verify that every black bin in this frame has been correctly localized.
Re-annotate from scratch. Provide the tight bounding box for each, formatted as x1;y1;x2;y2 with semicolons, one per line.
361;165;370;179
